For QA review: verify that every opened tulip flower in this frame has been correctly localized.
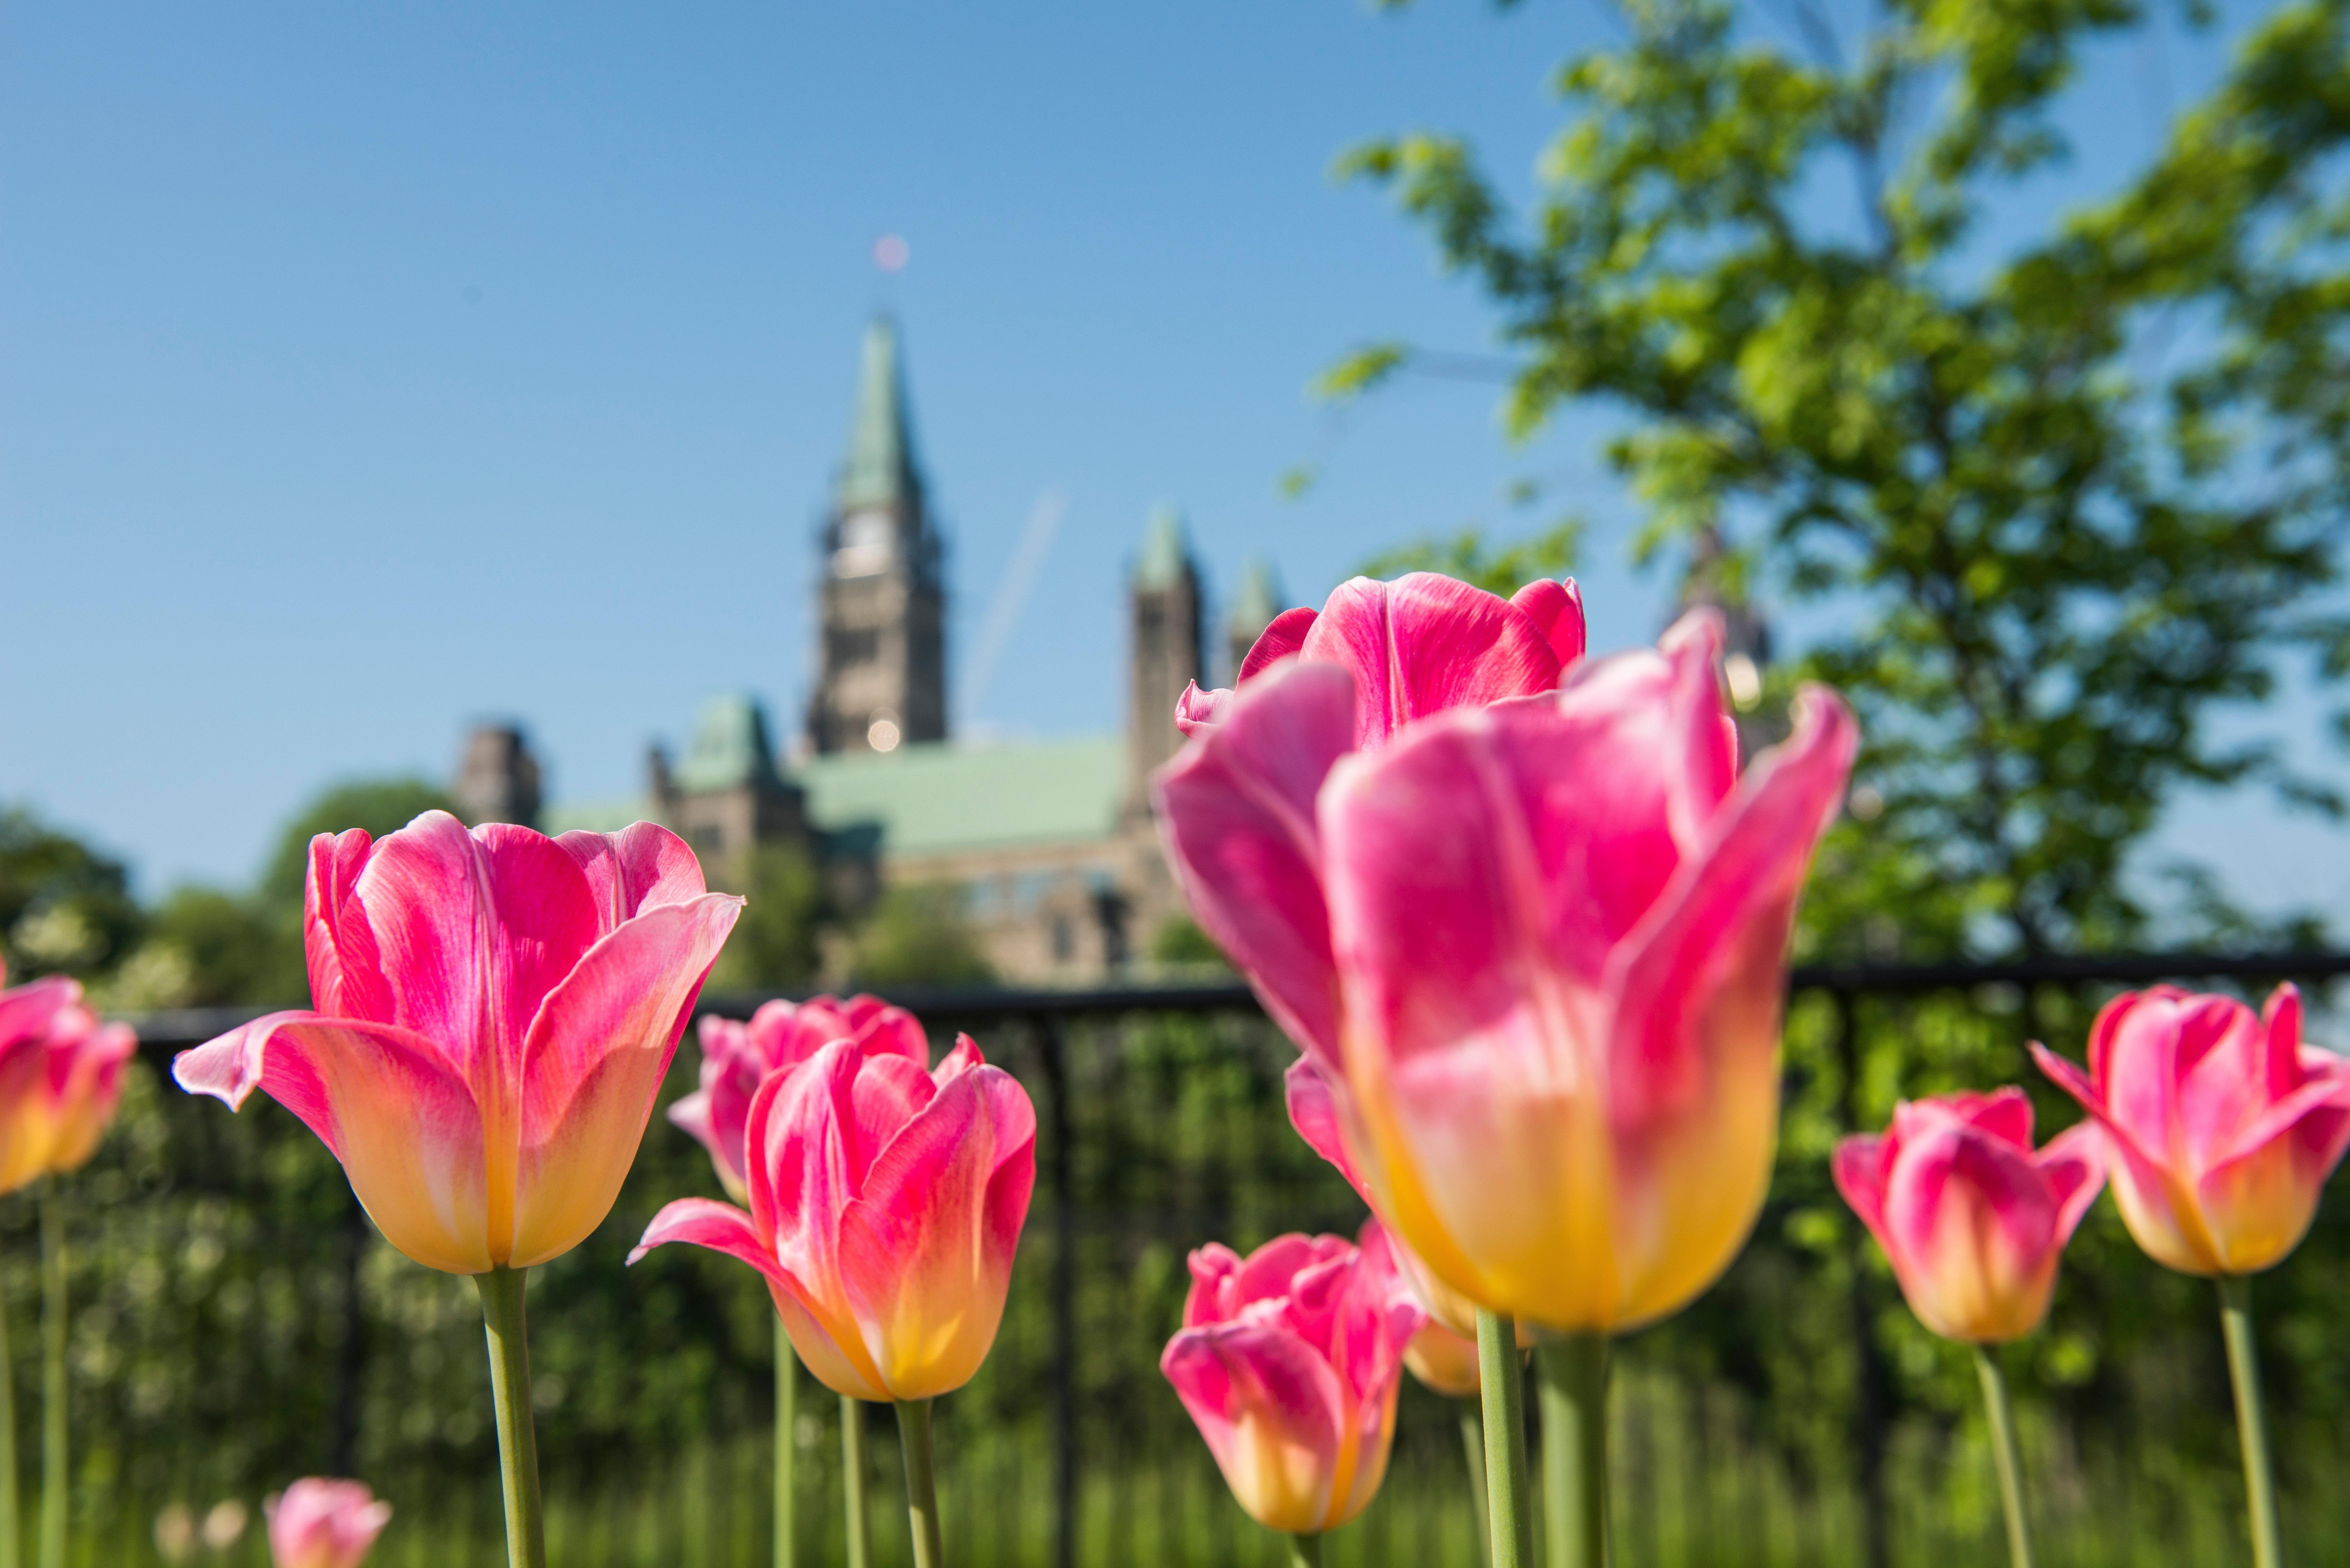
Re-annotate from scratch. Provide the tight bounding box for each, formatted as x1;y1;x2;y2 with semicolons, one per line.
1836;1088;2105;1568
173;811;742;1568
1162;1223;1423;1553
666;992;930;1568
266;1478;391;1568
636;1031;1035;1568
2034;984;2350;1568
2032;985;2350;1279
1834;1089;2104;1345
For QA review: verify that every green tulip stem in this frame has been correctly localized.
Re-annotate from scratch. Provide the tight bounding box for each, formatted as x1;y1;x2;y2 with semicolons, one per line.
1476;1310;1534;1568
841;1396;872;1568
2217;1275;2284;1568
1459;1398;1492;1563
1535;1333;1609;1568
774;1318;796;1568
896;1398;943;1568
473;1267;546;1568
35;1182;63;1568
1287;1531;1325;1567
1972;1346;2035;1568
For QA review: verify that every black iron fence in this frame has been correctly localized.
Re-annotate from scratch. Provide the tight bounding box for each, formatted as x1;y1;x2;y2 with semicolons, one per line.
64;950;2350;1565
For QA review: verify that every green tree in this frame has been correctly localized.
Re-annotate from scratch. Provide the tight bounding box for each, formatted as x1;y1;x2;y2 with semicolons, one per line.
848;883;996;988
1342;0;2350;959
0;807;143;981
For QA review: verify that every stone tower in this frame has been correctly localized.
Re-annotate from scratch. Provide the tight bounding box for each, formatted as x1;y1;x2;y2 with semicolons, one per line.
1225;556;1283;684
451;724;542;829
1128;505;1204;807
808;317;947;756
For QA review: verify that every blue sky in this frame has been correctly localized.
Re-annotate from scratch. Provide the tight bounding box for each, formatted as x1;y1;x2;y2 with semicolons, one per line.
8;0;2347;928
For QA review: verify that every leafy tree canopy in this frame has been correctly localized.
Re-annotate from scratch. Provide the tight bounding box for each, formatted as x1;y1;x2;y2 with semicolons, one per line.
1345;0;2350;957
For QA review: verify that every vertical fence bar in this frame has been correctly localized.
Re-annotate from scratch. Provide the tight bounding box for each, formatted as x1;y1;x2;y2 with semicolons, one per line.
1034;1013;1079;1568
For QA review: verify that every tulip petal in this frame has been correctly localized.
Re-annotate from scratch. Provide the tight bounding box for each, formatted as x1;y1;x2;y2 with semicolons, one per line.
628;1196;787;1284
1154;659;1357;1071
558;821;709;931
1832;1133;1893;1238
1301;574;1563;748
1174;682;1235;738
511;893;743;1268
1509;577;1587;669
303;829;380;1019
1284;1058;1375;1208
1238;607;1317;684
2038;1121;2107;1247
177;1014;494;1274
1162;1322;1346;1535
831;1062;1036;1400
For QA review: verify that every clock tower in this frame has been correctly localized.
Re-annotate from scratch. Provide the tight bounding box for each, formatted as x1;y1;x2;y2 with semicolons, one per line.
808;316;948;755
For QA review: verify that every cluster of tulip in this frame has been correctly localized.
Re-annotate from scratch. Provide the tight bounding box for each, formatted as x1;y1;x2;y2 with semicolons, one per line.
1148;572;2350;1568
0;564;2334;1568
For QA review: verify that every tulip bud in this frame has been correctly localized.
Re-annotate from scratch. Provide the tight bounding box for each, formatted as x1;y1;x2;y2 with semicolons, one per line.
1835;1089;2104;1343
1162;1223;1424;1536
266;1478;390;1568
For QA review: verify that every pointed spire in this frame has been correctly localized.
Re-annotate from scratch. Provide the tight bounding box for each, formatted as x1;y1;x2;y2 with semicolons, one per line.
1135;503;1192;589
837;316;921;512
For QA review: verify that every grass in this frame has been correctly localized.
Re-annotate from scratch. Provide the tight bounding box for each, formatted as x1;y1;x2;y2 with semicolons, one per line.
78;1365;2342;1567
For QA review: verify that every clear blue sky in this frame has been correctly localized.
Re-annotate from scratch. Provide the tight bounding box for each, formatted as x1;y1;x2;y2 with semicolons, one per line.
7;0;2345;930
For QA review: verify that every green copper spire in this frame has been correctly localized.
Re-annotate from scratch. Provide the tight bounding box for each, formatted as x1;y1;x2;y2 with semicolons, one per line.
1229;555;1282;637
838;316;921;512
1136;503;1191;589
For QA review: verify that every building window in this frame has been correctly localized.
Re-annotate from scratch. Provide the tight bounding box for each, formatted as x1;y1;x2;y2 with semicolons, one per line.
828;627;881;667
692;826;725;855
1050;916;1075;964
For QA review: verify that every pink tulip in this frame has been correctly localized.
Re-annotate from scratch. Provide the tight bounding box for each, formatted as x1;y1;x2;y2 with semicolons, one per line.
1162;1222;1424;1536
669;993;927;1202
1165;608;1855;1332
632;1031;1035;1402
1834;1089;2105;1343
173;812;741;1275
0;961;137;1194
1159;572;1585;1075
266;1478;391;1568
2034;984;2350;1276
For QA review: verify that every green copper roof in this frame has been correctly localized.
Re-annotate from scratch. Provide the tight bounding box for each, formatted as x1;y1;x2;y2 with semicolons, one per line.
837;316;921;512
673;694;788;794
1135;504;1191;589
797;736;1124;858
1229;555;1283;635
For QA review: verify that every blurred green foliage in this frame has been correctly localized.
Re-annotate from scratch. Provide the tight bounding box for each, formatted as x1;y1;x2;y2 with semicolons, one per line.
705;844;830;992
0;810;142;984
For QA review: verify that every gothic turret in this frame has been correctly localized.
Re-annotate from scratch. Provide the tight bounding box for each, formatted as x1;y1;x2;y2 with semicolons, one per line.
1225;556;1283;683
808;317;947;756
